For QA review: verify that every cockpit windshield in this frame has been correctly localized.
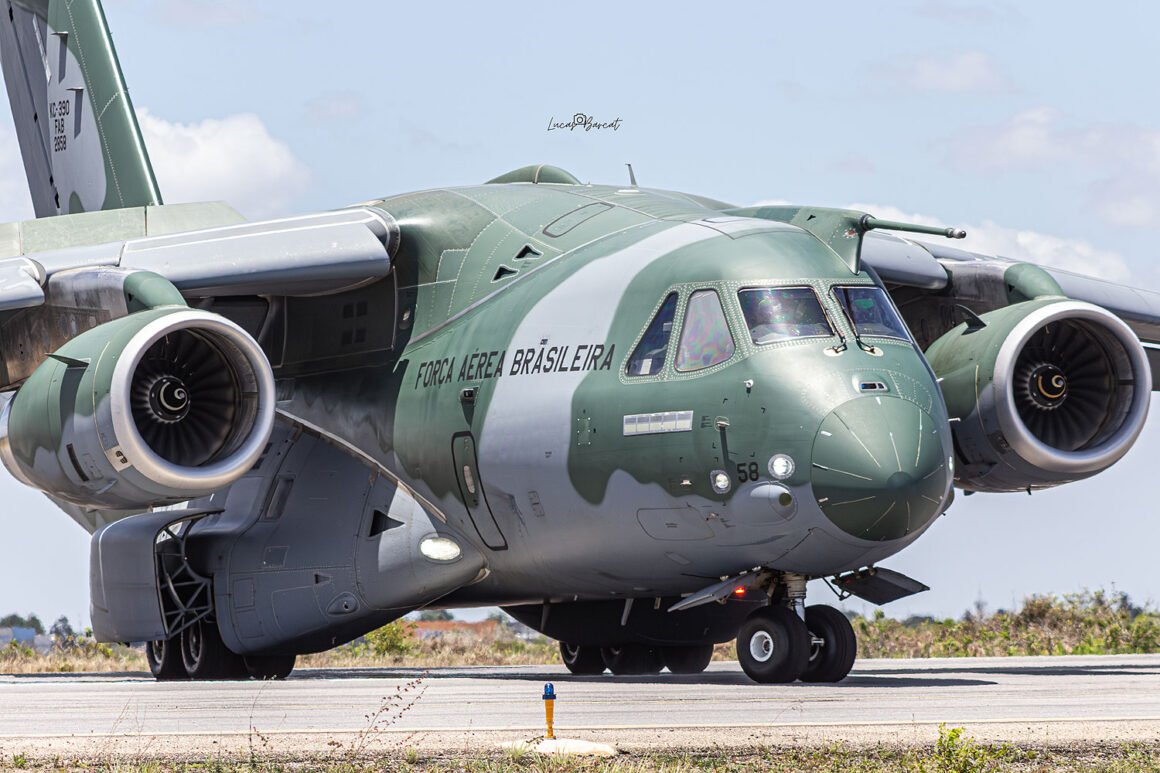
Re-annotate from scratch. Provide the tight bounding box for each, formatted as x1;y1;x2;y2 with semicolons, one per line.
738;287;833;345
832;286;910;340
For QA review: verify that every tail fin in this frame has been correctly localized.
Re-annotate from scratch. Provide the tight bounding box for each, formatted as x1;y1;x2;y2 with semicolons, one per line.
1;0;161;217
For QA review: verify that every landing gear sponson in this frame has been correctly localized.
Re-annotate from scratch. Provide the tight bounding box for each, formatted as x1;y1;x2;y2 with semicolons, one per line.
552;573;858;683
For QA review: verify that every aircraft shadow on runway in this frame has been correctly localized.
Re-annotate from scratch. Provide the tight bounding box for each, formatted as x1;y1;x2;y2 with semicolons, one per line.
17;661;1150;686
289;667;996;688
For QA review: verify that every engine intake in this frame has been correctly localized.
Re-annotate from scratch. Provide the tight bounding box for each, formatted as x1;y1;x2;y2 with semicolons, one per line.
925;298;1151;492
0;308;275;509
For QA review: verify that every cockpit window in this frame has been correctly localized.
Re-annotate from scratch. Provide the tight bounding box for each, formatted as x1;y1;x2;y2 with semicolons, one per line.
626;293;678;376
738;287;833;344
832;286;910;339
675;289;735;372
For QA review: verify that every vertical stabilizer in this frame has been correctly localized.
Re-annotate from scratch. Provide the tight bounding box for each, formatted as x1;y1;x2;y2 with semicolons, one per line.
0;0;161;217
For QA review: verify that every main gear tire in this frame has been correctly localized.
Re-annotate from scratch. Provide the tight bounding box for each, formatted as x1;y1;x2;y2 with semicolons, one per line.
600;645;664;675
801;605;857;683
146;638;187;680
736;606;810;683
181;618;247;680
661;644;714;674
559;642;606;674
244;654;297;680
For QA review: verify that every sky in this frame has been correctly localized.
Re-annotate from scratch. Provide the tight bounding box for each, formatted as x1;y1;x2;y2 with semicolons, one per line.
2;0;1160;627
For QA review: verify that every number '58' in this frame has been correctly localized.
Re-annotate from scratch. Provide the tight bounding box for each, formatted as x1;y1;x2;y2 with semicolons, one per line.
736;462;760;482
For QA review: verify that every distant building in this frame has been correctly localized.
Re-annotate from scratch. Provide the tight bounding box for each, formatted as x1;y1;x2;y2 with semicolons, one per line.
0;627;54;654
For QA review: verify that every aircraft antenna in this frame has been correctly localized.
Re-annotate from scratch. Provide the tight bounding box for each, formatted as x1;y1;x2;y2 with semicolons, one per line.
626;163;638;187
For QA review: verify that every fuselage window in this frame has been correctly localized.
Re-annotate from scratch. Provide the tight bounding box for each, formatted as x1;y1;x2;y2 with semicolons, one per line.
832;286;910;340
626;293;678;376
675;289;735;372
738;287;833;345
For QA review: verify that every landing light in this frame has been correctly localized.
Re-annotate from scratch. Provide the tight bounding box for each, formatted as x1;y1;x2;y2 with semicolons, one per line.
768;454;795;480
711;470;731;494
419;536;462;562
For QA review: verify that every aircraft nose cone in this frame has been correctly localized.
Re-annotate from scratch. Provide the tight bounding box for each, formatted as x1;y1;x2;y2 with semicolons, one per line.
812;396;950;541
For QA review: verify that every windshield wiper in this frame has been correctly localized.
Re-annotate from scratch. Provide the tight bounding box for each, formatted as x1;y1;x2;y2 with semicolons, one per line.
837;288;878;354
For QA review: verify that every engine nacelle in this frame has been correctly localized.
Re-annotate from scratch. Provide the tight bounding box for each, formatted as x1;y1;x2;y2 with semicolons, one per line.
925;298;1151;492
0;307;275;509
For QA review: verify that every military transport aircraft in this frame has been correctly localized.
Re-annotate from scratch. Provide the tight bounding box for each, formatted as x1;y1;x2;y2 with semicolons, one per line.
2;0;1158;684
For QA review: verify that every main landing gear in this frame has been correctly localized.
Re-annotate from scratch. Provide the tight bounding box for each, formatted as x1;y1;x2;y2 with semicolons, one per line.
559;642;716;675
146;618;296;681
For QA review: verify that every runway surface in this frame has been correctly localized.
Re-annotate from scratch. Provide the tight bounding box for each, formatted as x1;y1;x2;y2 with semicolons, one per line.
1;654;1158;758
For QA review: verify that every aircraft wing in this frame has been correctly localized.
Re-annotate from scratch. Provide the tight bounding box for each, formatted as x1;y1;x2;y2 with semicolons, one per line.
863;231;1160;348
0;204;399;310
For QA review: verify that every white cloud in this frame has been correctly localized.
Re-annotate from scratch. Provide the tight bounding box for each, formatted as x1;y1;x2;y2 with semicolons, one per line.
137;108;310;219
877;50;1013;94
948;108;1160;228
751;198;1132;283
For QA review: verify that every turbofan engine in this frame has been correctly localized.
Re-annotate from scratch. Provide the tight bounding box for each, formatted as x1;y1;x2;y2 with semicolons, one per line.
0;307;275;509
925;298;1151;492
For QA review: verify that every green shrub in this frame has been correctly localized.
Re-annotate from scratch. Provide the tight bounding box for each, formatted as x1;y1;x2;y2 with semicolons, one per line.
363;620;416;657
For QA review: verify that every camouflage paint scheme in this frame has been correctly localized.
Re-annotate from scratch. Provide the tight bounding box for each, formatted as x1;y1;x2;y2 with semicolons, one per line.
278;170;954;606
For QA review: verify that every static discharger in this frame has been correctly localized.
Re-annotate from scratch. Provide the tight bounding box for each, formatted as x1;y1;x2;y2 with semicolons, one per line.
543;682;556;739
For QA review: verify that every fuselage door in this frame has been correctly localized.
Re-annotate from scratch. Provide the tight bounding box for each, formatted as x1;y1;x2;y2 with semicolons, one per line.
451;432;507;550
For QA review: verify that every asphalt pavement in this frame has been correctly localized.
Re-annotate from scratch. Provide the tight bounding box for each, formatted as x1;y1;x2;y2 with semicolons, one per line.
1;655;1158;759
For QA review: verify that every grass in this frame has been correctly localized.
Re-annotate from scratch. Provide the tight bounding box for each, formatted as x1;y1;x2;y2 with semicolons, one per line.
1;589;1157;674
1;730;1159;772
0;637;144;674
853;589;1160;659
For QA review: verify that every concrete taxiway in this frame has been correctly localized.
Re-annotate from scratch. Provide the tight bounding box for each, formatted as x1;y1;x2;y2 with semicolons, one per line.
0;654;1158;759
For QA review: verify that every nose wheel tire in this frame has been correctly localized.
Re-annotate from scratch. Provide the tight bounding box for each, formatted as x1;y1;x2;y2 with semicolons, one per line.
180;618;247;680
736;606;810;683
801;604;857;683
600;644;664;675
146;638;187;680
661;644;714;674
243;654;297;680
560;642;607;674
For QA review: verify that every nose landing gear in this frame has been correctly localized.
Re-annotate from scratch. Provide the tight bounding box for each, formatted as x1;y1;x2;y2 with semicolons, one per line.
801;604;857;682
734;572;858;683
736;606;810;682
